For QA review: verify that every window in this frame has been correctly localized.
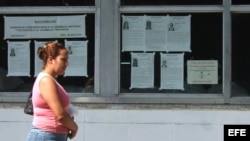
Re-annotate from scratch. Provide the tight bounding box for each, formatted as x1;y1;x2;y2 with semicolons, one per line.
232;13;250;97
0;14;95;93
1;0;250;104
0;0;95;6
232;0;250;5
0;0;95;94
121;0;222;5
120;13;223;94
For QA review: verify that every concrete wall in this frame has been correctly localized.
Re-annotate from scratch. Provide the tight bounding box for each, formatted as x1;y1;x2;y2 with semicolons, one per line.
1;105;250;141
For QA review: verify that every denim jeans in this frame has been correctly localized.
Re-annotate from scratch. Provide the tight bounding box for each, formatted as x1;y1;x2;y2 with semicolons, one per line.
26;126;68;141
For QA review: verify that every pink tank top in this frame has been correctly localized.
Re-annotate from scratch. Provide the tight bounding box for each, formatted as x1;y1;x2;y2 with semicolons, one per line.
32;72;70;133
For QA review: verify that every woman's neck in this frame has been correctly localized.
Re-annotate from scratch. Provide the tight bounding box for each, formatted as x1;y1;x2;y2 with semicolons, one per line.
41;70;57;78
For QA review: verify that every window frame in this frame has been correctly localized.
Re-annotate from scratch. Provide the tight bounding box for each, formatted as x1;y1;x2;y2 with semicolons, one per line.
115;0;227;104
0;5;100;101
1;0;250;104
229;2;250;104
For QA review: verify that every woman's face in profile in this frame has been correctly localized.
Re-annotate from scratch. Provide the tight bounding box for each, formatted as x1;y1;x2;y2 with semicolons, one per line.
52;49;69;75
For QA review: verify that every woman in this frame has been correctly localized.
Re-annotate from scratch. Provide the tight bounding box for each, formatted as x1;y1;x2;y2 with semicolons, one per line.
26;42;78;141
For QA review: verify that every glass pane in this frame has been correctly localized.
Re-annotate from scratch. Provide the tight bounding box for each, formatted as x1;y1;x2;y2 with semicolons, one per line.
232;0;250;5
0;14;95;93
0;0;95;6
120;13;223;94
232;14;250;97
121;0;222;6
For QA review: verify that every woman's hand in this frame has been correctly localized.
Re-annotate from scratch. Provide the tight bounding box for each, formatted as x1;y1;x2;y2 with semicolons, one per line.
68;123;78;139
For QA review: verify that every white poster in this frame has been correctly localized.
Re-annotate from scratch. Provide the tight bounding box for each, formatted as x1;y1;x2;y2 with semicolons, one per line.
167;15;191;52
34;41;53;76
122;16;146;52
187;60;218;84
160;53;184;90
130;53;155;89
7;41;31;76
64;40;88;77
145;16;168;51
4;15;86;39
122;15;191;52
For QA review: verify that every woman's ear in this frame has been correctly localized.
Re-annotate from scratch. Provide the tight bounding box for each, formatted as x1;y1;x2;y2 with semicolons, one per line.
47;56;53;64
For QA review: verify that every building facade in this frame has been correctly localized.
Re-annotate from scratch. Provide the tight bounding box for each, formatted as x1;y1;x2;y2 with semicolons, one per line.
0;0;250;141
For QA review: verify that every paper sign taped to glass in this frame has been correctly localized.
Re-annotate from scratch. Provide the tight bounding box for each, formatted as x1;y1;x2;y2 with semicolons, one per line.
187;60;218;84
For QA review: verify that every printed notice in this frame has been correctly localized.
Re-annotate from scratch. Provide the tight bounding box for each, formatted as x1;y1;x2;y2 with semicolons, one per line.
130;53;155;89
122;16;146;51
187;60;218;84
7;41;31;76
167;15;191;52
145;16;168;51
4;15;86;39
159;53;184;90
64;40;88;77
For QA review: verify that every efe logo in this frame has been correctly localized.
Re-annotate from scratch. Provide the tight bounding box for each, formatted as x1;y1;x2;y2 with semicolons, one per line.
228;129;246;136
224;125;250;141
